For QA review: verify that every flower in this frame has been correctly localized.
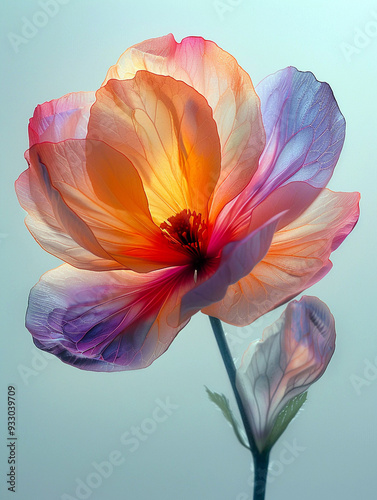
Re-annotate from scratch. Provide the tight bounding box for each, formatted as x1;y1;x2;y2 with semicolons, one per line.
15;34;359;371
236;295;336;453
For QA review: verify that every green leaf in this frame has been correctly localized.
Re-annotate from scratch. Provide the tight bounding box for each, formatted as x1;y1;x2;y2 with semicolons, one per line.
264;392;308;451
205;386;250;450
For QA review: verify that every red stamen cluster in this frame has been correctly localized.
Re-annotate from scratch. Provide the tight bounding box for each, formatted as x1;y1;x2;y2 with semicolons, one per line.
160;209;209;262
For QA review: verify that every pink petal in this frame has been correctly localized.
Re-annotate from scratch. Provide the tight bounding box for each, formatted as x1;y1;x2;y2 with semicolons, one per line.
208;181;322;256
28;91;95;147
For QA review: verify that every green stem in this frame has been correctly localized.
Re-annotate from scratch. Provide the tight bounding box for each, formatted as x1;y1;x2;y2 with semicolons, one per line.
253;451;270;500
209;316;269;500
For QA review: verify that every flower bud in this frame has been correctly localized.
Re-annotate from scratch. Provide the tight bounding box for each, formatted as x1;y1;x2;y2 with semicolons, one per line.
236;295;336;452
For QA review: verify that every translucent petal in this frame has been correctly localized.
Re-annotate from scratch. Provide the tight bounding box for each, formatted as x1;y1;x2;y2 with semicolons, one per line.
253;66;345;196
203;189;360;325
27;265;193;371
28;91;95;146
89;71;222;224
102;34;265;218
180;213;283;323
16;139;187;272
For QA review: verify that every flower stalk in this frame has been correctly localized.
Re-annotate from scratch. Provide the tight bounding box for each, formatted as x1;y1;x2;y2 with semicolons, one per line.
209;316;269;500
253;451;270;500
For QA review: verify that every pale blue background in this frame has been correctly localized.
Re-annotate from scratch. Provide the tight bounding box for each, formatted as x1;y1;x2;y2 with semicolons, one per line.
1;1;376;499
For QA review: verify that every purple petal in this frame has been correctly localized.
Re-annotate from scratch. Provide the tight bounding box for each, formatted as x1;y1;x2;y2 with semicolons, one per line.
26;265;189;372
253;66;345;196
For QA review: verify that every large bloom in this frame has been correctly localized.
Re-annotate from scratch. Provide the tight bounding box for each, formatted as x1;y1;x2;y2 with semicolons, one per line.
15;34;359;371
236;295;336;453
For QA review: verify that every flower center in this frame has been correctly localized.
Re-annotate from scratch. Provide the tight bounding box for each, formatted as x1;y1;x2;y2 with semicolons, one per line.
160;209;209;275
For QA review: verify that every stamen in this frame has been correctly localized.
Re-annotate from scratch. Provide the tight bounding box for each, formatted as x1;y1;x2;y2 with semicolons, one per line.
194;269;198;283
160;209;209;263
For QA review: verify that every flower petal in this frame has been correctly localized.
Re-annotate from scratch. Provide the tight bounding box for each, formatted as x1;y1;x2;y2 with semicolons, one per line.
179;213;283;323
102;34;265;217
28;91;95;147
208;181;322;256
251;66;345;198
236;295;336;452
27;264;193;371
17;139;187;272
88;71;221;224
15;165;121;271
202;189;360;325
209;65;346;245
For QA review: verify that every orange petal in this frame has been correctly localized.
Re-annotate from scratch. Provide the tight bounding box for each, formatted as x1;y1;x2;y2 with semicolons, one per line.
18;139;189;272
16;166;121;271
202;189;360;325
88;71;221;224
102;34;265;219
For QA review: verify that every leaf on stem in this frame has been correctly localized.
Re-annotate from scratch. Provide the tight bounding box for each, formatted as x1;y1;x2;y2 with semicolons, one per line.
205;386;250;450
264;392;307;451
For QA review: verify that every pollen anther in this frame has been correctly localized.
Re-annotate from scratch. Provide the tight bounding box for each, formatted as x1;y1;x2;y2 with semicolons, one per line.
160;209;209;263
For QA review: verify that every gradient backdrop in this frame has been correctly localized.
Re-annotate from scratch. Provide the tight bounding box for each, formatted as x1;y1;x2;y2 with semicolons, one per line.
1;1;376;499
